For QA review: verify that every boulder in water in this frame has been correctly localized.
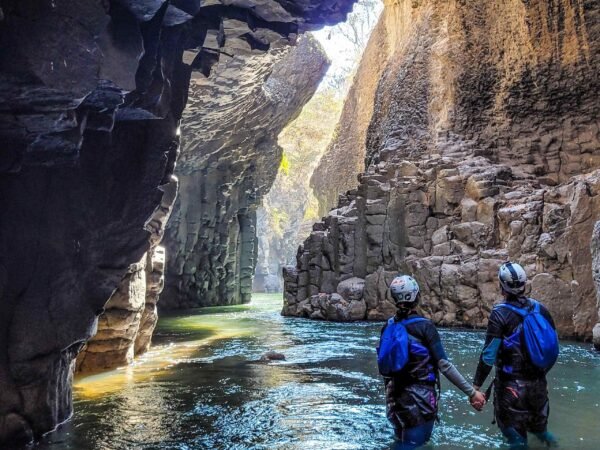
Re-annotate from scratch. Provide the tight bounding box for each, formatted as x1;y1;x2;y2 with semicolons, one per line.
260;351;286;361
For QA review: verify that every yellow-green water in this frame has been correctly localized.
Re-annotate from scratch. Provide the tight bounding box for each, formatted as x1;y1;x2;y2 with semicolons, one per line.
38;294;600;449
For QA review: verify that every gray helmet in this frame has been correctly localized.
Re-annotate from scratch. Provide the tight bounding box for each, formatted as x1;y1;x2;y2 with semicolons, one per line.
498;262;527;295
390;275;420;305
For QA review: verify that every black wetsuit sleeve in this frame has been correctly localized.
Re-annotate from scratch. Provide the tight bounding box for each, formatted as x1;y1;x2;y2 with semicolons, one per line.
473;309;504;387
379;323;391;382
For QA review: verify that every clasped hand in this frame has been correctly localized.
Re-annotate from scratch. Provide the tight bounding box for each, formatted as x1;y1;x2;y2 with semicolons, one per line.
469;389;486;411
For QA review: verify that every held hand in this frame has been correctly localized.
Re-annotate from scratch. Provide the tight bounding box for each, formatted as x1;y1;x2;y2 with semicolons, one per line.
469;390;486;411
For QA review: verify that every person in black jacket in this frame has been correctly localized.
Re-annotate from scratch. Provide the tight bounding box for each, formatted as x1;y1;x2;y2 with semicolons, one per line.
381;275;486;449
473;262;558;449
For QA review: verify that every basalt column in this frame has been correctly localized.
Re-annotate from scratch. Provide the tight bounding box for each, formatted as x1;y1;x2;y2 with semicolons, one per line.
0;0;355;444
284;0;600;341
592;222;600;350
162;36;330;309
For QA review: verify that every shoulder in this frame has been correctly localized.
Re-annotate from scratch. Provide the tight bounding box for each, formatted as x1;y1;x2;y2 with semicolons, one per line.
406;315;434;327
490;303;508;320
531;298;554;318
409;316;439;341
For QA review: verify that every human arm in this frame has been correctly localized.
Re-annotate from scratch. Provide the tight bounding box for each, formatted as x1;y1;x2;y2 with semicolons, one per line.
424;324;477;399
473;309;504;388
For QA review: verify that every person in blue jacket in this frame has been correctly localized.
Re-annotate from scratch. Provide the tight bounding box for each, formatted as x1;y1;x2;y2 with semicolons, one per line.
381;275;486;449
473;262;558;449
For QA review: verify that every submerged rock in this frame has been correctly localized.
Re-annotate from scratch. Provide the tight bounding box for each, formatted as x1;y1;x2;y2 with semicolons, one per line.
260;351;286;361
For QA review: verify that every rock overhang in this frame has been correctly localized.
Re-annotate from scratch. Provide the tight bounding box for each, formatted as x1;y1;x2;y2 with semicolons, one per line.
0;0;357;444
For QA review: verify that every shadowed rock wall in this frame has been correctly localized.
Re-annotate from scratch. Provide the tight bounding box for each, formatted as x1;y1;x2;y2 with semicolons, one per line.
0;0;354;444
284;0;600;340
162;36;329;308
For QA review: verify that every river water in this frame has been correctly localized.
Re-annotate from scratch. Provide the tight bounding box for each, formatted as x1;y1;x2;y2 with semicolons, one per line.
40;294;600;449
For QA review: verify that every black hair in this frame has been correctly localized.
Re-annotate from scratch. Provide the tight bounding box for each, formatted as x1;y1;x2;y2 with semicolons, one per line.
394;293;420;318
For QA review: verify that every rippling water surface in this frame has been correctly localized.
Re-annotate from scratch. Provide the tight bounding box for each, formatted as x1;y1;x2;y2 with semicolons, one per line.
40;294;600;449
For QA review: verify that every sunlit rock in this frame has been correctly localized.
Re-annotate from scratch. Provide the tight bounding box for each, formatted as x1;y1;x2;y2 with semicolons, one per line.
284;0;600;341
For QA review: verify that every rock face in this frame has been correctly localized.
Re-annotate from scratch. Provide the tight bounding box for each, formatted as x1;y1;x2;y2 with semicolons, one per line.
162;36;330;308
0;0;355;444
592;222;600;350
254;88;345;293
284;0;600;340
76;246;166;372
310;10;391;216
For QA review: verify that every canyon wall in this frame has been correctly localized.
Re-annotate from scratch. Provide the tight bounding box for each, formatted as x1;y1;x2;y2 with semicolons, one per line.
593;221;600;349
0;0;354;444
284;0;600;340
75;246;167;372
161;36;329;309
254;88;345;293
310;12;389;216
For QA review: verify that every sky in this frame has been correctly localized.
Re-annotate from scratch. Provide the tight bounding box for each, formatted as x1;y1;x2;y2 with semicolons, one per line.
311;0;383;92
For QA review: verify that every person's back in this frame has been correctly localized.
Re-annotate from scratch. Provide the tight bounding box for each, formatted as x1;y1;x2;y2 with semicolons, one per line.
379;275;485;449
383;312;440;433
473;262;558;449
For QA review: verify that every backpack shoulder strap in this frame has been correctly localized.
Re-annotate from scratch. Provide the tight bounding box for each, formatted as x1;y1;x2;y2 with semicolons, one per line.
527;299;541;313
496;303;528;317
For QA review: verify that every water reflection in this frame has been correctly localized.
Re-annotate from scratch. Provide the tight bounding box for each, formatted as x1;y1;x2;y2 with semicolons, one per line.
39;294;600;449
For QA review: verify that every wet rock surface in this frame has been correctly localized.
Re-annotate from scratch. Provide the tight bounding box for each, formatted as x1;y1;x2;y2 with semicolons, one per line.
0;0;354;444
284;0;600;340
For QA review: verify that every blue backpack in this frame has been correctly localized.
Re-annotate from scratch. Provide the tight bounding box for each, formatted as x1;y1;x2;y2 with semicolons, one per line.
377;317;427;376
498;300;559;370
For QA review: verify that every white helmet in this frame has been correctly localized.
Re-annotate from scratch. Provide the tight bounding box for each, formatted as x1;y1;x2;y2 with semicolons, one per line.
498;262;527;295
390;275;420;304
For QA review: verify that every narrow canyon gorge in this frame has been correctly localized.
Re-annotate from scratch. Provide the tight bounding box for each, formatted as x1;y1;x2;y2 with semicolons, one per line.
1;0;599;447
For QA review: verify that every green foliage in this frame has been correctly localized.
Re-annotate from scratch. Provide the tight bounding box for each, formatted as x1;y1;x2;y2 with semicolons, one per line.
303;195;321;222
279;153;291;176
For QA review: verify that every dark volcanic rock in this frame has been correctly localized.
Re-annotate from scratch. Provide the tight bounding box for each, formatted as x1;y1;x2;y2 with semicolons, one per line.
161;36;329;308
0;0;354;444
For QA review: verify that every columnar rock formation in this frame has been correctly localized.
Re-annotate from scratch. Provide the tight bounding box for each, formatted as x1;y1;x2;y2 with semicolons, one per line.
284;0;600;341
162;36;329;308
76;246;167;372
0;0;354;444
592;222;600;349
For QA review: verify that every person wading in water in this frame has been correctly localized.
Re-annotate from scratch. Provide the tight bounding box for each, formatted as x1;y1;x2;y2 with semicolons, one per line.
473;262;559;449
377;275;486;449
